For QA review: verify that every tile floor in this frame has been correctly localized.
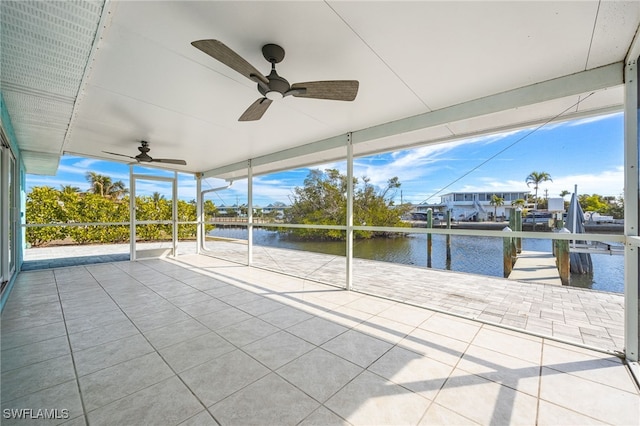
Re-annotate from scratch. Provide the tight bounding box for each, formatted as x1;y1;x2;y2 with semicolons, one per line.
24;241;626;352
1;254;638;425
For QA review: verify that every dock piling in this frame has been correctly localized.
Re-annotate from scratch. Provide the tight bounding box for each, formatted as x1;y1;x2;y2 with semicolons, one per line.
503;226;514;278
426;209;432;268
514;208;522;253
446;210;452;270
555;227;571;285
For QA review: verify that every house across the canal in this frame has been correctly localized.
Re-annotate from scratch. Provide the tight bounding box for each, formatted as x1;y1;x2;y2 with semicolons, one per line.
413;191;531;221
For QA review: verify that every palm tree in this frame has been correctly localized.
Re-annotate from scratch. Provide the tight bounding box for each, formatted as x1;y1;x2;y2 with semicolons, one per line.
152;192;164;202
86;172;111;197
59;185;81;195
108;180;128;200
559;190;570;199
85;172;128;199
525;171;552;210
511;198;526;208
151;192;165;208
489;194;504;222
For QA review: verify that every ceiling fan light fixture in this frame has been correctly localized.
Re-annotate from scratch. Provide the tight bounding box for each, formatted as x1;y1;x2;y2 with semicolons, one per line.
265;91;283;101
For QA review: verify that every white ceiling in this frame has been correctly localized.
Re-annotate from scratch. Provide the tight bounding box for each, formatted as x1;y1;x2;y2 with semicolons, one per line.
2;1;639;178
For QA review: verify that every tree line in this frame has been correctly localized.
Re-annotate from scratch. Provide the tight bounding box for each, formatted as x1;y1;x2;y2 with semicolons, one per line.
26;169;623;247
26;173;218;247
26;169;409;246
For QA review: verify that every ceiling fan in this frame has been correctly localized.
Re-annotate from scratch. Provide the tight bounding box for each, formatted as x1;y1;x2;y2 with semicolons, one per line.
103;141;187;165
191;39;359;121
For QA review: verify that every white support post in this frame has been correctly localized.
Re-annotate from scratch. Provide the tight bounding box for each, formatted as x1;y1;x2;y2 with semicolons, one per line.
624;55;639;363
247;159;253;266
129;164;136;262
0;147;8;283
196;173;202;255
172;172;178;257
346;133;354;291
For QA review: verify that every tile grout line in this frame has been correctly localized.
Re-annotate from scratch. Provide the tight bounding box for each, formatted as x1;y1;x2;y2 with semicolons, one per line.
535;337;545;425
416;320;484;425
52;266;91;426
537;339;630;424
84;263;222;426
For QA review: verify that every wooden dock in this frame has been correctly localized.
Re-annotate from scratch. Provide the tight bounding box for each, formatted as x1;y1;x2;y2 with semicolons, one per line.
508;250;562;286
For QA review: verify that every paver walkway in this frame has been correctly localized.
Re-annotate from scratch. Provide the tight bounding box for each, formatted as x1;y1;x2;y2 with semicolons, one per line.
206;241;625;354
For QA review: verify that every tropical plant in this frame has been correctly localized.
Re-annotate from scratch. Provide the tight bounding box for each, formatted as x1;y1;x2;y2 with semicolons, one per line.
60;185;82;194
25;186;68;246
525;171;552;210
511;198;526;208
579;194;610;215
67;193;129;244
285;168;411;240
25;180;214;246
85;172;128;199
559;190;570;199
151;192;165;206
607;195;624;219
489;195;504;222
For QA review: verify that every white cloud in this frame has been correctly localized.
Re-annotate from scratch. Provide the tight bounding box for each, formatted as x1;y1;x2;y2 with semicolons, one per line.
71;158;99;169
566;112;621;127
543;167;624;197
351;137;500;189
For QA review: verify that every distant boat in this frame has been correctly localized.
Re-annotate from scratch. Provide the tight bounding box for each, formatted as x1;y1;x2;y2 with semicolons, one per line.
523;211;553;224
584;211;615;224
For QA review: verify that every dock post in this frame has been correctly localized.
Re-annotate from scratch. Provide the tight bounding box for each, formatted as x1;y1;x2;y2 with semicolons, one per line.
556;227;570;285
515;208;522;253
445;210;452;270
503;226;513;278
426;209;432;268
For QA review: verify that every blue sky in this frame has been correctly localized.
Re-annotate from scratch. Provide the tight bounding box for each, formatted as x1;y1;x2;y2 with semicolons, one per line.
26;112;624;206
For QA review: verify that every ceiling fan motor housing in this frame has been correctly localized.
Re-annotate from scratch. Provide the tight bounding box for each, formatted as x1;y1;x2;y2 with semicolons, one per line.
259;44;289;99
259;69;290;99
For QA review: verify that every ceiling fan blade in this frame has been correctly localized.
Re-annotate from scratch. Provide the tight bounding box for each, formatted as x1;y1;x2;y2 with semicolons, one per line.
289;80;359;101
150;158;187;166
191;40;269;85
103;151;136;160
239;98;272;121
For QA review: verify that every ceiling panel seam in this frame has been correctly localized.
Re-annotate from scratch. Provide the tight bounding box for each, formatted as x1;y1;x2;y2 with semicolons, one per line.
61;0;112;156
626;24;640;63
325;1;433;112
584;0;602;70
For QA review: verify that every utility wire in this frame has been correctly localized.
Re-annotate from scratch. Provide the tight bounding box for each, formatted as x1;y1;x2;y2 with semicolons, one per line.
420;92;595;204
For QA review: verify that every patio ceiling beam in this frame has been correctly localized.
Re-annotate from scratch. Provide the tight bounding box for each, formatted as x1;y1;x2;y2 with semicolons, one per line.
202;134;347;179
352;62;623;144
202;62;623;180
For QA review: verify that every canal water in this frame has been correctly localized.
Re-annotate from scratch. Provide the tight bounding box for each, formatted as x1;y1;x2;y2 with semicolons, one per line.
208;228;624;294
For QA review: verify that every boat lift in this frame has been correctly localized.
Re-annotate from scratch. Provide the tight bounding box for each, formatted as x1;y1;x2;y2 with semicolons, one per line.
569;241;624;256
